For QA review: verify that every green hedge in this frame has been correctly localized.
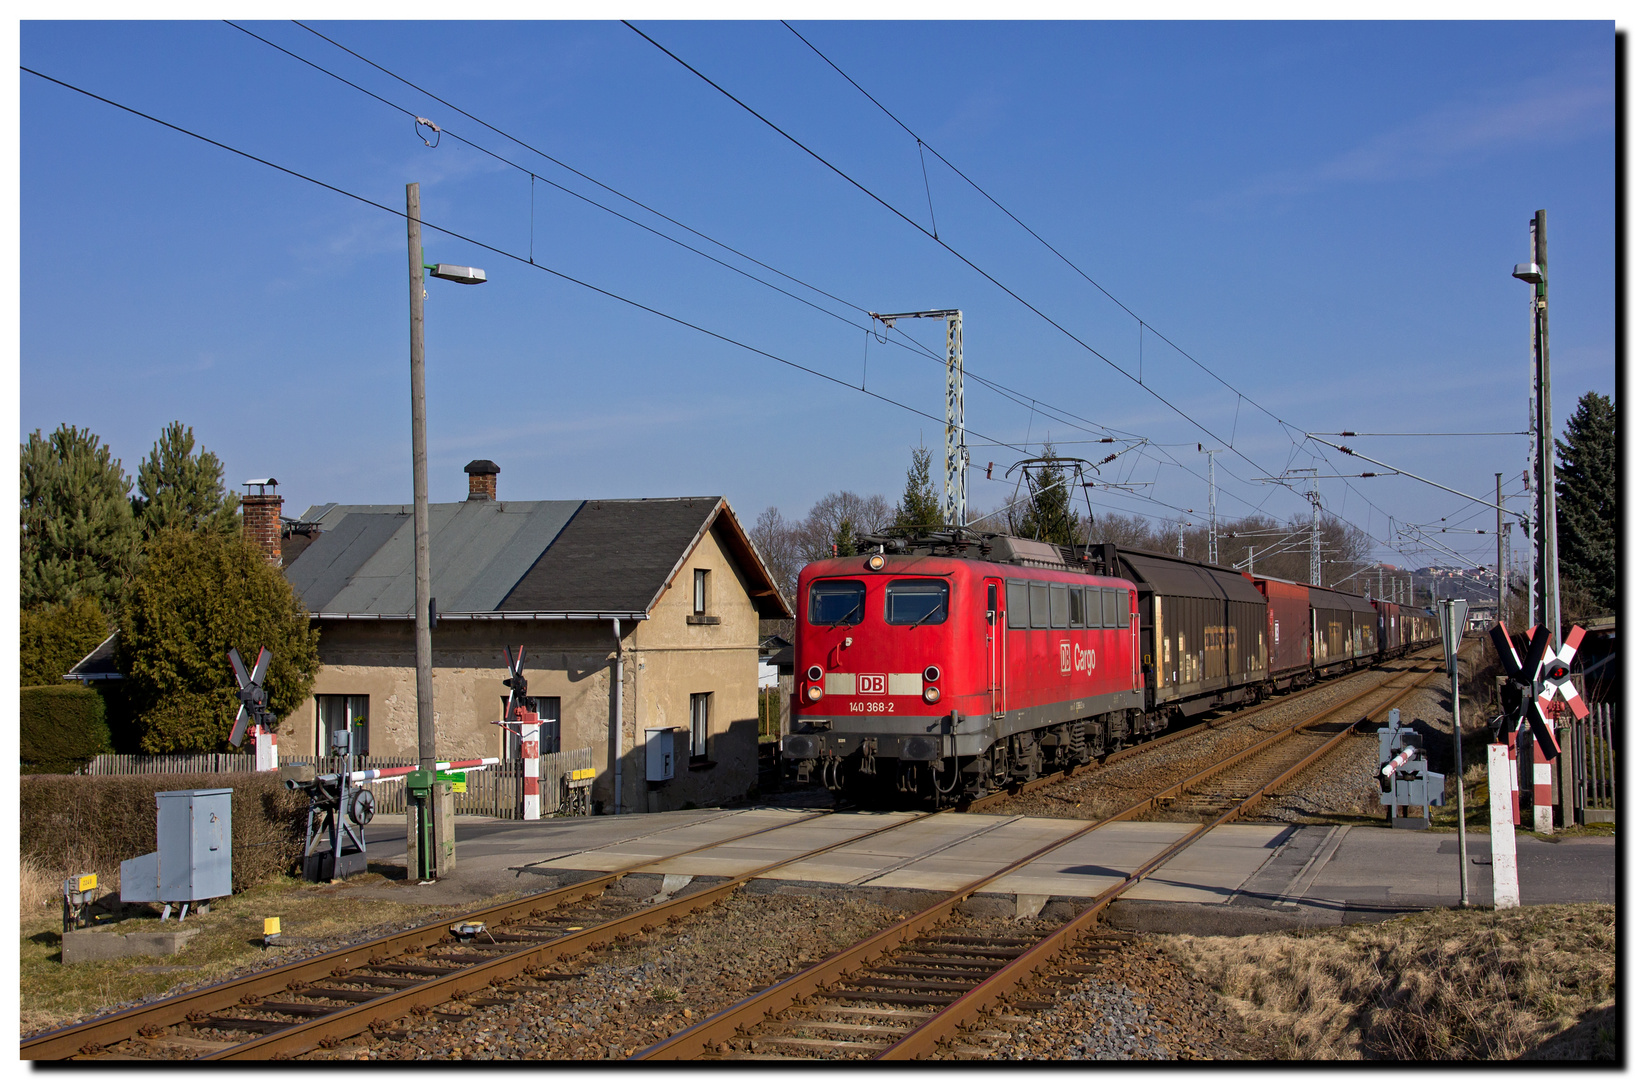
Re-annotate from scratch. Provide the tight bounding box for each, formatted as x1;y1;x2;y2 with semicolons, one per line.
20;684;112;773
20;773;307;892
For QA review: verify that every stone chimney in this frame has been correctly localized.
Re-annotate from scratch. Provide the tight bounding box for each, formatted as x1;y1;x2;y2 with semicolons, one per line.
242;479;283;565
465;459;500;501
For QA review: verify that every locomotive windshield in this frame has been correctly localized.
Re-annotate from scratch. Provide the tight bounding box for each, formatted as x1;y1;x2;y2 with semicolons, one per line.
809;580;865;625
885;579;949;625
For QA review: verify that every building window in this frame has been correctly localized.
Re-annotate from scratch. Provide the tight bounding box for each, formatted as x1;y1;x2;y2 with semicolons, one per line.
694;568;709;615
500;696;561;759
689;692;711;760
317;695;369;756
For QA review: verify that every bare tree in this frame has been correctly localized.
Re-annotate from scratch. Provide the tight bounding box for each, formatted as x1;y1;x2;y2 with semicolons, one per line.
749;505;801;604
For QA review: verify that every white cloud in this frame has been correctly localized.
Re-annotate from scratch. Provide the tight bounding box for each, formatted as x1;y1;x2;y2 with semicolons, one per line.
1209;71;1610;207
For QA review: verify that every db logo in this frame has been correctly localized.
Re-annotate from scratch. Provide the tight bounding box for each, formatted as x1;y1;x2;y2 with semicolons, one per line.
858;673;887;695
1060;643;1071;674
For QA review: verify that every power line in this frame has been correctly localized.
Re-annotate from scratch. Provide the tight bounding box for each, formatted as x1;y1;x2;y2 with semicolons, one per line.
269;20;1345;540
24;62;1223;535
779;20;1296;443
623;21;1288;488
233;23;1166;464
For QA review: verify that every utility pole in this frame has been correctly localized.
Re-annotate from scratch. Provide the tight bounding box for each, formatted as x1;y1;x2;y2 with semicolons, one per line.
407;183;437;880
1199;445;1221;564
1515;212;1560;632
871;310;964;526
1495;473;1506;627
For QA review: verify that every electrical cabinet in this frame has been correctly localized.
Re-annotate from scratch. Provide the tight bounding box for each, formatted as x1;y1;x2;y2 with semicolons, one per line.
645;728;677;782
120;788;233;904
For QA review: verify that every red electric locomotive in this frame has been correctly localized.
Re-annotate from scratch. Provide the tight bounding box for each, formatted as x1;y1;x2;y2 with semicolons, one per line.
782;535;1145;805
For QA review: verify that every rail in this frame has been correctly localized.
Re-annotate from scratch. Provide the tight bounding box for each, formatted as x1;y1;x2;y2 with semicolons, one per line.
637;657;1442;1060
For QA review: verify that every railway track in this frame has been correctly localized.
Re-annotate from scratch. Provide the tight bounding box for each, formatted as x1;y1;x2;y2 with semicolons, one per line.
21;809;926;1061
632;657;1445;1062
964;646;1445;815
27;647;1454;1062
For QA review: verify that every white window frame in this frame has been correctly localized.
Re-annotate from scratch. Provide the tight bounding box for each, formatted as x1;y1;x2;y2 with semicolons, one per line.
689;692;711;760
317;694;369;756
694;568;709;615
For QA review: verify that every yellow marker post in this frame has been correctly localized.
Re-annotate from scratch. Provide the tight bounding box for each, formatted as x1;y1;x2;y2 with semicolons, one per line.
263;917;282;947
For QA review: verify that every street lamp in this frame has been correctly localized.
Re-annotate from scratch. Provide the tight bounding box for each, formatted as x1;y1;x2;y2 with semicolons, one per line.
406;181;486;881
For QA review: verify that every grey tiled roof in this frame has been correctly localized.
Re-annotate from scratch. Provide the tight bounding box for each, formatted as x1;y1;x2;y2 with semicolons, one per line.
285;496;790;620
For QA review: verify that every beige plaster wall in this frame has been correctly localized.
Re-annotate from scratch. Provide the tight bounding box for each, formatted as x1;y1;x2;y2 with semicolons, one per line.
284;519;765;815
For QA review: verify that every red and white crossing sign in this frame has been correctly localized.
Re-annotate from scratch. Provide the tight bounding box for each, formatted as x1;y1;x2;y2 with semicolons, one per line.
1538;625;1589;722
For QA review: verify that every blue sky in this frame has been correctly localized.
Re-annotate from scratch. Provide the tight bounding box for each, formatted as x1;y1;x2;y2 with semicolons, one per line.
19;20;1616;574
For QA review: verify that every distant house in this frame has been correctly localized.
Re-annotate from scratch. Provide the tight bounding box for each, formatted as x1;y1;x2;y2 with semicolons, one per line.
258;460;790;814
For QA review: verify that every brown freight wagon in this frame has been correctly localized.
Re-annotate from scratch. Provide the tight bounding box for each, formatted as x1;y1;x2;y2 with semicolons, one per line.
1110;547;1268;722
1248;575;1312;689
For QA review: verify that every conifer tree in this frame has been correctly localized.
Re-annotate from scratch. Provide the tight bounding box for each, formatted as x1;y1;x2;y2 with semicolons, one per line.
893;444;944;536
1555;391;1616;615
833;519;859;558
20;424;140;613
117;528;320;753
1012;444;1081;545
132;421;241;540
19;596;110;687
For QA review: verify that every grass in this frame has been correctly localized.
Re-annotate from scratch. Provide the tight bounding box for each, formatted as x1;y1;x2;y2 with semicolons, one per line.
18;864;522;1039
1161;904;1616;1060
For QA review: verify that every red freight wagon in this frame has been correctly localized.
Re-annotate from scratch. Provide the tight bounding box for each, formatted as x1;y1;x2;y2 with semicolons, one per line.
1250;575;1311;688
1374;599;1403;656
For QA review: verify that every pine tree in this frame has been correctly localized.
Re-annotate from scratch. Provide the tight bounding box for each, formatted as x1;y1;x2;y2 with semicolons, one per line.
20;424;141;612
892;444;944;537
1014;444;1081;545
1555;391;1616;615
132;421;241;540
833;519;859;558
117;528;321;753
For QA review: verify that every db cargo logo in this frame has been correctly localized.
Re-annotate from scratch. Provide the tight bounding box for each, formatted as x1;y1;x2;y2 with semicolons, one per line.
1060;643;1072;673
857;673;887;695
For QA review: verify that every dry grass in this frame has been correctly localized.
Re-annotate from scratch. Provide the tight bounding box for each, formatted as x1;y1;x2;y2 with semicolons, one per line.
1160;904;1616;1060
18;869;540;1039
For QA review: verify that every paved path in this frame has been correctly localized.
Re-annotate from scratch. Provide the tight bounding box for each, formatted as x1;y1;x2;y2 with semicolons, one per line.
354;810;1614;931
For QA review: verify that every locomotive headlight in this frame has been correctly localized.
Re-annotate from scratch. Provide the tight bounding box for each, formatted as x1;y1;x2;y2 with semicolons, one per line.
805;684;824;703
807;665;823;682
923;665;941;683
922;685;941;704
866;553;886;571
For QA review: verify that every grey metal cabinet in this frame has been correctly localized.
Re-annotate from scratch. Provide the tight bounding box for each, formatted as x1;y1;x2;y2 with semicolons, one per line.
120;788;233;906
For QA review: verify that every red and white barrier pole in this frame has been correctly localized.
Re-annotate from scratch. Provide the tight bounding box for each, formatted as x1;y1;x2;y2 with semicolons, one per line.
518;707;541;821
253;724;279;772
347;757;501;784
1380;744;1417;780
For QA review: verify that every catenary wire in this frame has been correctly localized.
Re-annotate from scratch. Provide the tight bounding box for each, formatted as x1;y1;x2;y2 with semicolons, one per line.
23;63;1229;533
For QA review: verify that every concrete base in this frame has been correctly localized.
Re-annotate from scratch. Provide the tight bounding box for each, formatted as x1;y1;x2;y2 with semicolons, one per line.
63;927;201;965
1582;809;1616;824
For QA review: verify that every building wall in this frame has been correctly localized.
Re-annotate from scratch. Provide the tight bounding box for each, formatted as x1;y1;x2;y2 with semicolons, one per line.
628;522;761;813
285;519;763;815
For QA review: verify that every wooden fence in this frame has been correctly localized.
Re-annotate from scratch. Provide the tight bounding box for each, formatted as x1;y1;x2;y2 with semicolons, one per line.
83;748;595;819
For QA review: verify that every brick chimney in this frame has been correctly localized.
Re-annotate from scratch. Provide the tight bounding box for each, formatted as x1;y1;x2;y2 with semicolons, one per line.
242;479;283;565
465;459;500;501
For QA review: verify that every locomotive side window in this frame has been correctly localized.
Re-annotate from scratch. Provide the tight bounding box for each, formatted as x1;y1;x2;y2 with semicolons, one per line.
1006;581;1029;629
885;579;949;625
1069;587;1086;628
1118;591;1131;627
1049;583;1069;628
1029;583;1050;630
809;580;865;625
1084;587;1102;628
1100;588;1120;628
